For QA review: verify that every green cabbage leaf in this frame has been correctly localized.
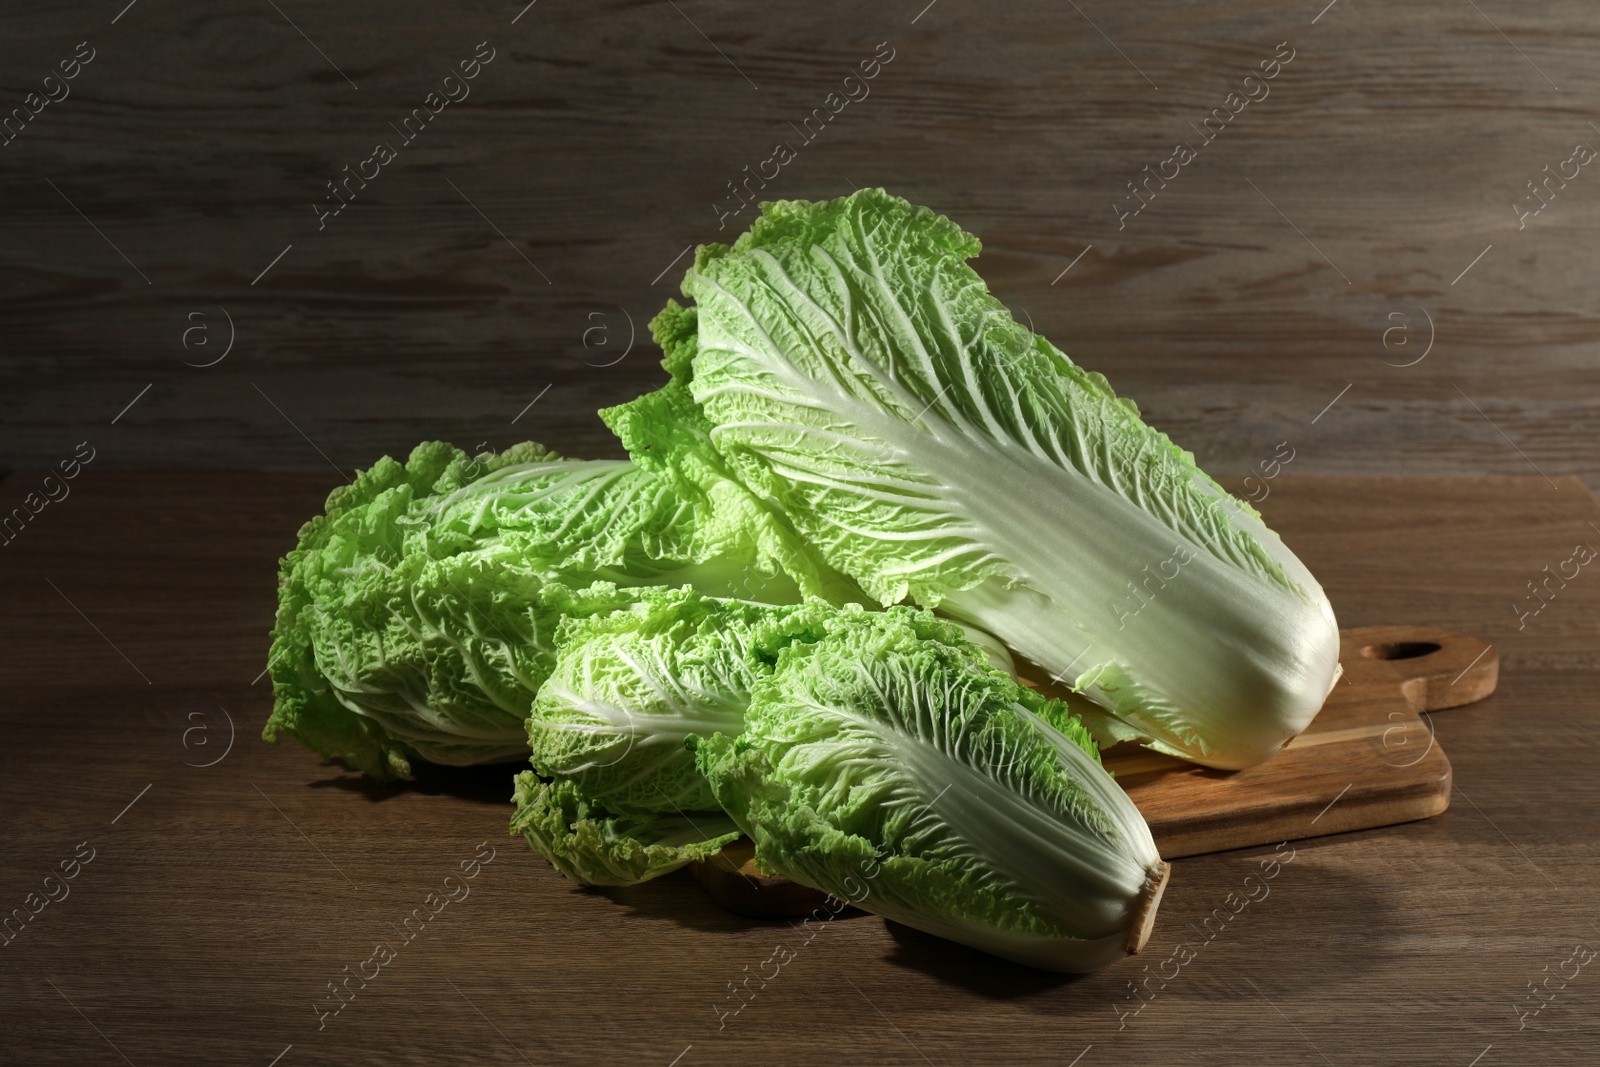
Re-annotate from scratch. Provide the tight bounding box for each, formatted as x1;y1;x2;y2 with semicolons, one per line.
509;775;739;887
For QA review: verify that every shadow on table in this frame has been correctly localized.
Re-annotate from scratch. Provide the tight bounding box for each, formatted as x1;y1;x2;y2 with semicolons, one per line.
879;920;1086;997
306;758;524;805
1161;854;1403;1000
584;869;835;935
872;852;1403;1005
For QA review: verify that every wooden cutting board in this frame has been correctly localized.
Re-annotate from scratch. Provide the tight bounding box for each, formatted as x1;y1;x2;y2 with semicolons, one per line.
691;624;1498;917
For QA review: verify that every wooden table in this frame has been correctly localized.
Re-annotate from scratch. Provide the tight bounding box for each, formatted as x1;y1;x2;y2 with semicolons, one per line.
1;471;1596;1066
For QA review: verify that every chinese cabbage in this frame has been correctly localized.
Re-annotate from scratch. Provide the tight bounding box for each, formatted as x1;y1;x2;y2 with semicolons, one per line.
694;607;1167;971
619;189;1340;768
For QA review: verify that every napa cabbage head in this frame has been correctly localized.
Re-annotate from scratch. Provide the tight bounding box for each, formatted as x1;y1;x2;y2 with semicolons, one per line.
263;440;848;779
611;189;1341;769
693;606;1167;972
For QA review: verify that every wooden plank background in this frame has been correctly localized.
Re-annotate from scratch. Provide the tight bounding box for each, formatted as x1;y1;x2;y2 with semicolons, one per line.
1;1;1596;487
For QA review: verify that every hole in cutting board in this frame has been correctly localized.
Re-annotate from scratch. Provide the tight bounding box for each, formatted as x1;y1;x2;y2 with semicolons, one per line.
1359;641;1440;661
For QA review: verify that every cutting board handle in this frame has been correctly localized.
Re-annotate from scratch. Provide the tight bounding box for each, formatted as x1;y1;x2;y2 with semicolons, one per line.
1336;625;1498;712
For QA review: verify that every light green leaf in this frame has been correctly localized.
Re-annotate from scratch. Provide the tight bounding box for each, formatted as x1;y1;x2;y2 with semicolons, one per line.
510;773;738;886
600;309;867;608
526;589;815;812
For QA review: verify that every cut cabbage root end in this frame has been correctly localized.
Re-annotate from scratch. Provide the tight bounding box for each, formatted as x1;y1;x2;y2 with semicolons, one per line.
1128;861;1172;956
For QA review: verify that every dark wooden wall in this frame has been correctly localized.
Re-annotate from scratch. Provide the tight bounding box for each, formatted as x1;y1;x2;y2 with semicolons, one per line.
2;0;1596;487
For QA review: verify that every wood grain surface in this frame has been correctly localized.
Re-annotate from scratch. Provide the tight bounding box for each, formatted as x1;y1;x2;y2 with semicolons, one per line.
1;1;1597;490
1;472;1597;1066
